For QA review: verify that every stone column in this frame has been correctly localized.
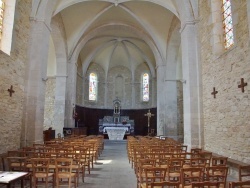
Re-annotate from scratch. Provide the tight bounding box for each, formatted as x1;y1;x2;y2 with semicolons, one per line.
180;22;203;149
211;0;224;56
54;75;67;136
164;79;178;140
156;64;167;136
65;58;77;128
22;20;51;146
247;1;250;39
131;82;135;108
104;78;108;108
151;77;156;107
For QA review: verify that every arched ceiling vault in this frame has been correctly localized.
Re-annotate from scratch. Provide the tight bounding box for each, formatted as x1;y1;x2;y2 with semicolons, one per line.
31;0;197;79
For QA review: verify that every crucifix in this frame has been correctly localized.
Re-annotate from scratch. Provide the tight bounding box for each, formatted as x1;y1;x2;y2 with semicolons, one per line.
211;87;218;98
7;85;15;97
144;109;154;135
238;78;247;93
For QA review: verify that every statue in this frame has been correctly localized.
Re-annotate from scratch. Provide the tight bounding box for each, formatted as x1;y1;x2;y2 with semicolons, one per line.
144;109;155;135
113;97;121;123
114;103;120;114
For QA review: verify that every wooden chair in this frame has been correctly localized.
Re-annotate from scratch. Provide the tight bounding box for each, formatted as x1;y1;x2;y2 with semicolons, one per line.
140;167;167;188
168;158;184;182
64;152;85;186
151;181;180;188
137;159;156;188
239;165;250;181
180;167;204;188
192;181;220;188
229;181;250;188
31;158;55;188
205;166;228;188
55;158;77;188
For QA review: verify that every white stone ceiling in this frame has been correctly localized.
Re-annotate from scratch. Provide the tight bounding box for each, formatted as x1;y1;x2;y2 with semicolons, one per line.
50;0;182;76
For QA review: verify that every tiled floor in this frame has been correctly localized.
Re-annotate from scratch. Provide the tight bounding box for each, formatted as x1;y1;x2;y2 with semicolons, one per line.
78;139;137;188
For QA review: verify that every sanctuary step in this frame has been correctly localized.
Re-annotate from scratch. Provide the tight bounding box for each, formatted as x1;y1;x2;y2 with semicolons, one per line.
105;127;127;140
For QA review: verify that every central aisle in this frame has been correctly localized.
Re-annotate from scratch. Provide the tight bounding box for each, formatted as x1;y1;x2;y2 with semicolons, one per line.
80;140;137;188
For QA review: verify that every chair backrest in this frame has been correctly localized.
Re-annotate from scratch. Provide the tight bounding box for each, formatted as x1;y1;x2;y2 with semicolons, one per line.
190;157;207;168
239;165;250;181
206;166;228;188
211;157;228;166
151;181;180;188
192;181;220;188
191;148;202;154
229;181;250;188
55;158;73;174
31;158;50;175
143;167;167;188
181;167;204;187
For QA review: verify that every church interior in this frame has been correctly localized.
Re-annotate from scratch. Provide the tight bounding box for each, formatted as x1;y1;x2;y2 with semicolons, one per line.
0;0;250;187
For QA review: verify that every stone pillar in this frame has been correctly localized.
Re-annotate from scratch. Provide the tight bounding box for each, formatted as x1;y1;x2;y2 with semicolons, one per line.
22;20;51;146
54;75;67;136
151;77;156;107
164;79;178;140
180;22;203;149
131;82;135;108
247;1;250;39
156;64;167;135
104;78;108;108
211;0;224;56
65;58;77;128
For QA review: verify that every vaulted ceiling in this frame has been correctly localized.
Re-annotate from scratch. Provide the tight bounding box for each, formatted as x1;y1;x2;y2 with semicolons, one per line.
35;0;195;77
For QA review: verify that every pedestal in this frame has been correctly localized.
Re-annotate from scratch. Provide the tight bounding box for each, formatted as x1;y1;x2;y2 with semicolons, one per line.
104;127;127;140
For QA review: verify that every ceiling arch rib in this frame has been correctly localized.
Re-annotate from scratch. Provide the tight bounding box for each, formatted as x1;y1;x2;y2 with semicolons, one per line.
81;39;117;77
123;40;155;77
118;4;165;64
61;3;114;55
71;24;162;76
53;0;179;18
120;41;133;78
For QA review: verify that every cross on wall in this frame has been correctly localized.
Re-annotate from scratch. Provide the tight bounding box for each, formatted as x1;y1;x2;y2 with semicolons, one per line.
7;85;15;97
211;87;218;98
238;78;247;93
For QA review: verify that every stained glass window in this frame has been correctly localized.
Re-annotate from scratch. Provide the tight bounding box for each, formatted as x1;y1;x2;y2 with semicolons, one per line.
222;0;234;49
142;73;149;102
0;0;4;41
89;73;98;101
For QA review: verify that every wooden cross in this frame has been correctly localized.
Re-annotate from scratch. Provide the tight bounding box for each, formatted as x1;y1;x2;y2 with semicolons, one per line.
211;87;218;98
238;78;247;93
7;85;15;97
144;109;154;136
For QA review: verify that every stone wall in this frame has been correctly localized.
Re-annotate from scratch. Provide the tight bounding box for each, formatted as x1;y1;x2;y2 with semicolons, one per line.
199;0;250;163
80;62;156;109
0;0;32;153
43;77;56;129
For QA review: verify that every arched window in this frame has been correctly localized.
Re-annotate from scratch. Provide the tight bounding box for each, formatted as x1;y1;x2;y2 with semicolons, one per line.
0;0;16;55
0;0;4;41
89;73;98;101
222;0;234;49
142;73;149;102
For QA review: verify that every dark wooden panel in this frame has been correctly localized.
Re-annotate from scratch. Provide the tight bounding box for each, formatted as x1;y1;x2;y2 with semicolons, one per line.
75;106;157;136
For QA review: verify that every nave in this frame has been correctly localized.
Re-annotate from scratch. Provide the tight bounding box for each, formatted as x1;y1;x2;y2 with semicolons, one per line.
81;140;136;188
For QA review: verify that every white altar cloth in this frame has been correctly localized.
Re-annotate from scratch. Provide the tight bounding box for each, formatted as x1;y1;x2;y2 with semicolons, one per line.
104;127;127;140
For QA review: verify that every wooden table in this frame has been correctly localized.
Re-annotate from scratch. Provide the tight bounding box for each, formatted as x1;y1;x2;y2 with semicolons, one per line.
0;171;31;188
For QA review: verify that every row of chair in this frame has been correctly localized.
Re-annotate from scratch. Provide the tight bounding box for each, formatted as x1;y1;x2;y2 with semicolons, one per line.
3;135;104;187
127;136;250;188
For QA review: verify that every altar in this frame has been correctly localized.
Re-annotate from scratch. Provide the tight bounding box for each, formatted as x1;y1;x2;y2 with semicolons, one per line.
99;98;135;140
99;116;135;139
